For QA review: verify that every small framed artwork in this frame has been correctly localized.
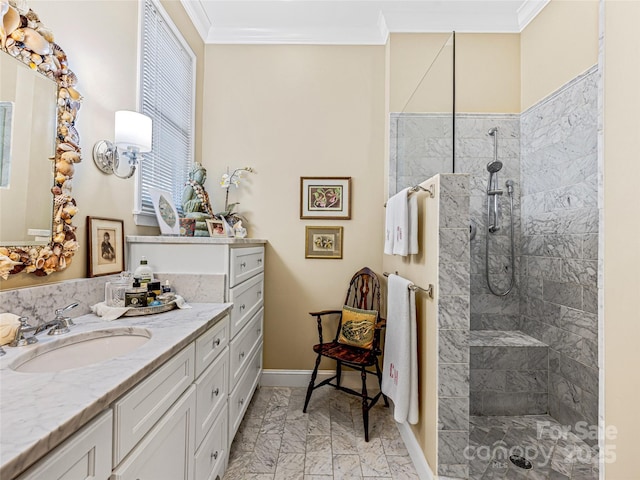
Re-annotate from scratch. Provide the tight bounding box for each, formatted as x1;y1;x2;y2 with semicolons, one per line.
206;218;226;237
305;226;343;259
148;187;180;235
87;217;125;277
300;177;351;219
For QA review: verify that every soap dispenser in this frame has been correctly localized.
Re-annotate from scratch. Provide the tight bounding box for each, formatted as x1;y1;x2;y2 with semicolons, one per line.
134;256;154;285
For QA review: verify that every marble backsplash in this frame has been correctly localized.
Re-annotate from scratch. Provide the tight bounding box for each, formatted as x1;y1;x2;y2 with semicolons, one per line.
0;274;225;328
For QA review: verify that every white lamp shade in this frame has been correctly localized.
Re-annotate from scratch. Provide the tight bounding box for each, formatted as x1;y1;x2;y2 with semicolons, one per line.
114;110;153;152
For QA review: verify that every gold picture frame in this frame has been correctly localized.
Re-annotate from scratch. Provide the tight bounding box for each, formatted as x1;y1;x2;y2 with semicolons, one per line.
305;226;343;259
87;217;125;277
300;177;351;219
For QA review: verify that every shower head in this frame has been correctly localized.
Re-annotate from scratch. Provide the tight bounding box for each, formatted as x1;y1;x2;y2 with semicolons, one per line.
488;127;498;136
487;160;503;173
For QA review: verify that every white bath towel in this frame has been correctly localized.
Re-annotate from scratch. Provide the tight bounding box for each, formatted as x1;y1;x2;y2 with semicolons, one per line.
384;188;418;256
382;274;419;424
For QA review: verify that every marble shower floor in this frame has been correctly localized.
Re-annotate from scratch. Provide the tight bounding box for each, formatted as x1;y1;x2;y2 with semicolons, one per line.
223;386;420;480
469;415;599;480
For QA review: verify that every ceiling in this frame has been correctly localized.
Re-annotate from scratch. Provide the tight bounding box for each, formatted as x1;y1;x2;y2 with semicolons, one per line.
180;0;550;45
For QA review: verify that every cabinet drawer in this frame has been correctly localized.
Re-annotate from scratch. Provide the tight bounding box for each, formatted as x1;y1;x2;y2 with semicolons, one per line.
194;405;228;480
195;347;228;447
113;344;195;466
112;386;196;480
18;410;112;480
229;346;263;440
195;315;229;378
229;273;264;338
229;308;263;389
229;246;264;288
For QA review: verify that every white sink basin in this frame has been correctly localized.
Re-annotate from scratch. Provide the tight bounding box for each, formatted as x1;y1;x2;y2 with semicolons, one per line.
10;327;152;373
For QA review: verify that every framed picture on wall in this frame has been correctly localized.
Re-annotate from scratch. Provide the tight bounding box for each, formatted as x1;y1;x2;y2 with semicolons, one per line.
87;217;124;277
300;177;351;219
305;226;343;259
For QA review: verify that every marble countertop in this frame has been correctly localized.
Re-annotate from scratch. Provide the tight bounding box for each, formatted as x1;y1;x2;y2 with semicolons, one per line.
126;235;267;244
0;302;232;480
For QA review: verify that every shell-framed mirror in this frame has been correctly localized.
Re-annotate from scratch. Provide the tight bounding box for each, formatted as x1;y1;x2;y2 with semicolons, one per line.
0;0;81;279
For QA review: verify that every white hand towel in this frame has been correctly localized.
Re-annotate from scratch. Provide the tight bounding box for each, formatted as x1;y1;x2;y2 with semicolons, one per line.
407;193;419;255
392;188;409;256
382;274;419;424
384;193;396;255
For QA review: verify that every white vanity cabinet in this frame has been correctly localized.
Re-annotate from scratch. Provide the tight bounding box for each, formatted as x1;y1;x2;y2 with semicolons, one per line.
111;315;230;480
126;237;265;454
16;411;113;480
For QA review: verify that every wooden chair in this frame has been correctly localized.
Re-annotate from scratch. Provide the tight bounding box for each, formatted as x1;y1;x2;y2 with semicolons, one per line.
303;267;388;441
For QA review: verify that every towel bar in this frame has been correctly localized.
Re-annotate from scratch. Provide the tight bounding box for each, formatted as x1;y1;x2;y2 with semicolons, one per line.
383;272;434;299
384;183;435;207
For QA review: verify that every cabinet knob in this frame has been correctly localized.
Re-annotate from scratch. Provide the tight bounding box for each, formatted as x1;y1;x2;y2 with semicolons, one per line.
213;338;221;348
257;328;261;335
239;351;245;359
257;291;262;297
257;258;262;264
240;262;246;268
239;397;244;405
211;387;219;398
240;304;246;311
211;450;219;461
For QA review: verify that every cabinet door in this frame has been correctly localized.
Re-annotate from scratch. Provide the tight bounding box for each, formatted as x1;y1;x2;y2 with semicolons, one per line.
112;386;196;480
229;246;264;288
194;406;228;480
17;411;112;480
113;344;195;465
194;347;228;447
228;273;264;338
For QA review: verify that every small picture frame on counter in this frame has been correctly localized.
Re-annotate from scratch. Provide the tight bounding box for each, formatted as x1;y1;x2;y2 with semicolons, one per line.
206;218;226;237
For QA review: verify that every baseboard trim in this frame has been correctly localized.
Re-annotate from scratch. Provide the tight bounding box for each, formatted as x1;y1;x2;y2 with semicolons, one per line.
397;421;435;480
260;368;380;391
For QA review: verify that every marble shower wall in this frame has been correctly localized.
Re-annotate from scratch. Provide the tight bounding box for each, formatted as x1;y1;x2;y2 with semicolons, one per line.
519;66;599;434
455;115;522;332
437;174;471;479
389;113;453;196
390;113;522;331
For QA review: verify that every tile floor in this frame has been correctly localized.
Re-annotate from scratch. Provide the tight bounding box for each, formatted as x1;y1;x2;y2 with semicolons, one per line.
223;387;600;480
469;415;599;480
223;386;420;479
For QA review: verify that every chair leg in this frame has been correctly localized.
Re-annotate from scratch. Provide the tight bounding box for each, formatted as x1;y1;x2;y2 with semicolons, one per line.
304;354;322;413
375;359;389;407
336;360;342;387
361;367;369;442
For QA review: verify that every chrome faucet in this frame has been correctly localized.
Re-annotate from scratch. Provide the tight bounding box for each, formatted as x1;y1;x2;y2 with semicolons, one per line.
34;302;79;336
10;317;38;347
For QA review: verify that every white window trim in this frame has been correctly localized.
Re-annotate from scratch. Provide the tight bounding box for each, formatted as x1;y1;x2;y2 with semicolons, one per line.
133;0;196;226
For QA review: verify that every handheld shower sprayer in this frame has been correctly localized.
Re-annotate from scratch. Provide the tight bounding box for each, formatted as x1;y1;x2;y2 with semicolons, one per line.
484;126;516;297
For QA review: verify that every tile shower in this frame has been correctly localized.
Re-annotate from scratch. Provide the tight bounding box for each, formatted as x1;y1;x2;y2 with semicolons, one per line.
391;65;599;479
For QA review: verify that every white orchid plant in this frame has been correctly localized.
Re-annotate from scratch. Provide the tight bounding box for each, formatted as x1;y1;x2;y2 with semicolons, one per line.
218;167;254;223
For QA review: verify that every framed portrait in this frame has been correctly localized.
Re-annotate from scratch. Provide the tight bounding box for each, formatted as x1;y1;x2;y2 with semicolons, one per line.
305;226;343;259
87;217;124;277
300;177;351;219
206;218;226;237
148;187;180;235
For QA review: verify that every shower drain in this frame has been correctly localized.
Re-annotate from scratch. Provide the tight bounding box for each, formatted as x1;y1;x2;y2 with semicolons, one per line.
509;454;533;470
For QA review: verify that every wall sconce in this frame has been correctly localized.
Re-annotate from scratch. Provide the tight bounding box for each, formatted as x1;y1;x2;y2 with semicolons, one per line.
93;110;153;179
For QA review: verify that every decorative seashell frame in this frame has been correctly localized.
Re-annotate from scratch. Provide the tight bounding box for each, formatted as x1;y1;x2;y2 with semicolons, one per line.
0;0;81;279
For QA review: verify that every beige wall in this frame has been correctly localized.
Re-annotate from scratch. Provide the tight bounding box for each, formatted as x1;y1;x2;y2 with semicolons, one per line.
521;0;599;110
603;1;640;477
0;0;204;291
201;44;387;370
456;33;521;113
389;33;520;114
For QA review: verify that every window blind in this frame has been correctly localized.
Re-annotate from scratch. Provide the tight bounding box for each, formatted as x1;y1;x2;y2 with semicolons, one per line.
136;0;195;221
